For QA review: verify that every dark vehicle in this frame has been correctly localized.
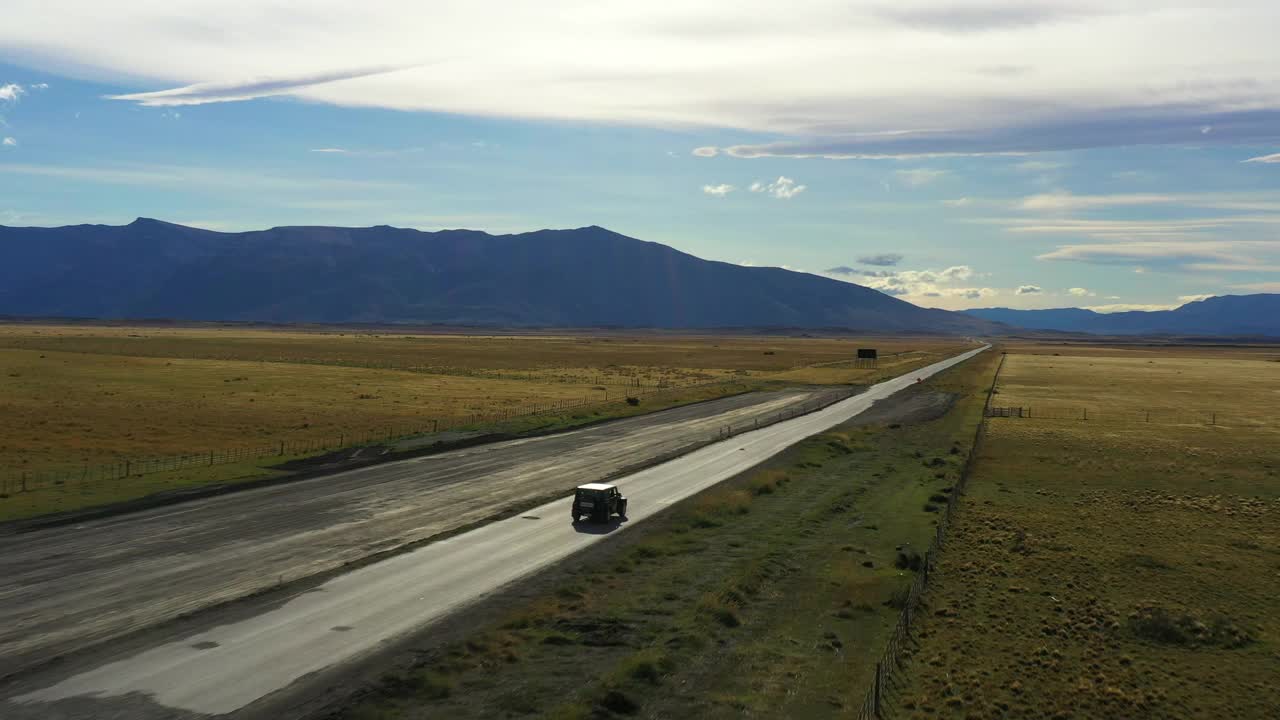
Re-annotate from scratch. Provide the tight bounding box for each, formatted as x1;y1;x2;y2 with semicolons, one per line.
572;483;628;523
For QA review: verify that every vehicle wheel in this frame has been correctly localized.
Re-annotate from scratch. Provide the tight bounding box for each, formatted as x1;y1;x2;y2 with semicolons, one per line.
572;514;580;523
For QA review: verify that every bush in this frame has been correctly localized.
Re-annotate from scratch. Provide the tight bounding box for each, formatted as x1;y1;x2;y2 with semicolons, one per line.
895;550;924;571
625;396;640;406
1130;606;1189;645
599;689;640;715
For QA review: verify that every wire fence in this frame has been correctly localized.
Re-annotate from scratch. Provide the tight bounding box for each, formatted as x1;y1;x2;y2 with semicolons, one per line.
985;405;1234;426
854;351;1005;720
0;377;735;499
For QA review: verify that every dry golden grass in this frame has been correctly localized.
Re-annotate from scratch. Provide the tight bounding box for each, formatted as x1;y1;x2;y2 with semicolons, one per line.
0;348;626;474
0;323;958;378
895;345;1280;720
0;323;962;478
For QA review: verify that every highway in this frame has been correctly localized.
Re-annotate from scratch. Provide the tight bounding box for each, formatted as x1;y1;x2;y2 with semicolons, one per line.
3;346;985;719
0;387;840;680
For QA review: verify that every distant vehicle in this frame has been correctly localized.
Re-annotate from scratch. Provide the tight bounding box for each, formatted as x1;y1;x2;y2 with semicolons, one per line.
572;483;628;523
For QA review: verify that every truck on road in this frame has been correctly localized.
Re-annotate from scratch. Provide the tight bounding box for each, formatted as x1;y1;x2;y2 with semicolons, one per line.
572;483;628;523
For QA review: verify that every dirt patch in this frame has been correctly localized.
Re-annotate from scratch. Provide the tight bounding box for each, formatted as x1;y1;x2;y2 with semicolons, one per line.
847;388;956;428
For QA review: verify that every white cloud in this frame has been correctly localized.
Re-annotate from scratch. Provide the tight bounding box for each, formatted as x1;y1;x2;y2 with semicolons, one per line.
1019;191;1178;212
1083;303;1181;313
857;253;903;267
943;197;973;207
310;148;349;153
108;65;416;106
702;183;734;197
1067;287;1094;297
1;137;16;147
1016;285;1043;295
750;176;806;199
989;215;1280;238
0;83;23;102
31;82;48;90
1244;153;1280;164
691;146;719;158
1013;160;1066;173
1230;281;1280;292
835;264;991;303
1177;293;1215;303
894;168;947;187
6;2;1280;157
1037;240;1280;270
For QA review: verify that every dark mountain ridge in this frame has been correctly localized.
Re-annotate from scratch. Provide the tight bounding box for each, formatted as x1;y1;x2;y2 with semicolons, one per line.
965;295;1280;337
0;219;996;333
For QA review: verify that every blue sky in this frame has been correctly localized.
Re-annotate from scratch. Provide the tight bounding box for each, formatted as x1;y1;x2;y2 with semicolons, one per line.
3;1;1280;311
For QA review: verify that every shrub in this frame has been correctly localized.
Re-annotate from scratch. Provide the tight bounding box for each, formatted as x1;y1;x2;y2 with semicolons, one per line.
625;397;640;406
895;550;924;571
599;690;639;715
1130;607;1190;645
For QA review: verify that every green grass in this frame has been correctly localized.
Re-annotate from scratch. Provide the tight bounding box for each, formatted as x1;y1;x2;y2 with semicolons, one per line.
893;349;1280;720
336;350;999;719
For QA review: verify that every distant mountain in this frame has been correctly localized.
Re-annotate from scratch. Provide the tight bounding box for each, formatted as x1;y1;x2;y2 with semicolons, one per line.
965;295;1280;336
0;219;997;334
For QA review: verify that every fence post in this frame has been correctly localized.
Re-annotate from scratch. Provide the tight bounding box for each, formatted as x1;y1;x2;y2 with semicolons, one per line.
1212;412;1216;426
873;662;883;717
209;450;214;466
1083;408;1088;421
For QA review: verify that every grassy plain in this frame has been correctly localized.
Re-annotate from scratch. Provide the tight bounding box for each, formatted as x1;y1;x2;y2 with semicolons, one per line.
0;323;965;519
337;348;999;720
895;347;1280;719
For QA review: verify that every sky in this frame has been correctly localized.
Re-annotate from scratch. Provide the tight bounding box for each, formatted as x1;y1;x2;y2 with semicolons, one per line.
3;1;1280;312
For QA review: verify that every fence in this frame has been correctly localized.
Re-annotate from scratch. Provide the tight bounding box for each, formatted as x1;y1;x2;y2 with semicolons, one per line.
854;350;1005;719
985;405;1230;426
0;377;734;499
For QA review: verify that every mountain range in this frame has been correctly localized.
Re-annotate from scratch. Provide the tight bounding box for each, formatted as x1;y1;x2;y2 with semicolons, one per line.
964;295;1280;337
0;219;995;334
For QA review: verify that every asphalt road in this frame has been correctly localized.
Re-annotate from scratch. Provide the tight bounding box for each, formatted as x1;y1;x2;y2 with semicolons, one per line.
0;387;840;680
3;345;985;719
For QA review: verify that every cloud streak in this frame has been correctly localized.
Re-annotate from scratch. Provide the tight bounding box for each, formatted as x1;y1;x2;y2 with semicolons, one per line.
895;168;947;186
697;108;1280;159
1036;240;1280;269
6;2;1280;153
109;65;418;106
876;3;1092;34
857;253;904;267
